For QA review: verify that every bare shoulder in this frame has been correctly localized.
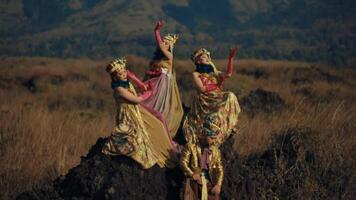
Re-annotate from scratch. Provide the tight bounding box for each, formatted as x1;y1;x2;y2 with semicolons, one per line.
114;87;127;95
192;71;200;77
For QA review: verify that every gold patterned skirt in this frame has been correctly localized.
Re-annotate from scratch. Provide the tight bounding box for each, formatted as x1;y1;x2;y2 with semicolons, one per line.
183;89;241;145
102;101;177;168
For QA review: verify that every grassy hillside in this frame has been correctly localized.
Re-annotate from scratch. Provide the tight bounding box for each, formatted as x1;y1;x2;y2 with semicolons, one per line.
0;56;355;199
0;0;355;66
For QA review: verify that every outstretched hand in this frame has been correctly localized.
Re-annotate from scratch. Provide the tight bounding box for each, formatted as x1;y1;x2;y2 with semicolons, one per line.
154;20;163;30
210;185;221;195
228;47;238;59
192;173;202;185
225;47;238;79
139;90;152;101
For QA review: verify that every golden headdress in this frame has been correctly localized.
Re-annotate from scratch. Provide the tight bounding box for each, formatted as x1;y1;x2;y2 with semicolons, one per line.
163;34;179;52
163;34;179;45
191;48;211;62
106;57;127;74
191;48;219;74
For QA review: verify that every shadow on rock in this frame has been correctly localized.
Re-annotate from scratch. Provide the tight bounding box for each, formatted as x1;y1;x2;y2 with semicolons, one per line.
241;88;286;117
237;68;269;79
17;137;183;200
17;125;353;199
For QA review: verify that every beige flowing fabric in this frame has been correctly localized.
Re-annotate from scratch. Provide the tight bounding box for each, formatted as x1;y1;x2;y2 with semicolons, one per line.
139;105;178;168
170;73;184;136
143;60;184;138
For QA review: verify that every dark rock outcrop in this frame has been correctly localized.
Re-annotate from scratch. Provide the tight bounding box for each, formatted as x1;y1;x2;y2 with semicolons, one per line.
237;68;269;79
240;88;286;116
17;128;353;200
292;67;346;85
17;138;184;200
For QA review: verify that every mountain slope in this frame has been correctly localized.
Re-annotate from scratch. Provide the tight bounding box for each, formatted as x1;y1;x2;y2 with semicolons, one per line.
1;0;355;66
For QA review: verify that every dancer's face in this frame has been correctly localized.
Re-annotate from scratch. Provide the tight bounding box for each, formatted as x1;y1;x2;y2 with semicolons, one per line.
199;135;216;147
114;69;127;81
196;54;210;65
162;40;170;50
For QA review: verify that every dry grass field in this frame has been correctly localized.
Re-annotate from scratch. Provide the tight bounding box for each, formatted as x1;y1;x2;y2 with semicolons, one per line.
0;56;355;199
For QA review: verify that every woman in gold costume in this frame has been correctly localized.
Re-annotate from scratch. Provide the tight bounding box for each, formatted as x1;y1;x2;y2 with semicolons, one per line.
102;57;177;169
183;48;241;146
142;20;184;140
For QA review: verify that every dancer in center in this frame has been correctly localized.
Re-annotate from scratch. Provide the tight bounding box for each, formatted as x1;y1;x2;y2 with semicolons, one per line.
183;48;241;146
142;20;184;140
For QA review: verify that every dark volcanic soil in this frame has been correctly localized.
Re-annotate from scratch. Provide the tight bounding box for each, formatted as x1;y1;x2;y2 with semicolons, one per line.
17;126;353;200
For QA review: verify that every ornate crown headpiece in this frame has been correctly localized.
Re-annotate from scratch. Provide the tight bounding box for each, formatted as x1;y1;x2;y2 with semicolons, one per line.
106;57;127;74
191;48;211;62
163;34;179;45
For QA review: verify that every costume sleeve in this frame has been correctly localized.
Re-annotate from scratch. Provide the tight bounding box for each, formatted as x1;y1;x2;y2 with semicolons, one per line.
127;70;147;90
215;148;224;186
227;56;233;76
227;47;238;76
180;144;194;177
154;26;163;44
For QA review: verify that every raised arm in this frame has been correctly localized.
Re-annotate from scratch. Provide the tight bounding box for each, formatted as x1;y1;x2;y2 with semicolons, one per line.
226;47;238;78
158;43;173;61
115;87;151;104
218;47;238;86
154;20;173;61
154;20;163;45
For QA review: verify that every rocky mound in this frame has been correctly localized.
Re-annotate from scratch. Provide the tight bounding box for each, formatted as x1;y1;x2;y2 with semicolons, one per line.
17;138;184;200
240;88;286;117
17;127;353;199
237;68;269;79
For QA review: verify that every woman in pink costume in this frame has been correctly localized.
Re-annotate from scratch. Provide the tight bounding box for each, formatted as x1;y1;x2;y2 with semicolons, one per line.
141;20;184;140
183;48;241;146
